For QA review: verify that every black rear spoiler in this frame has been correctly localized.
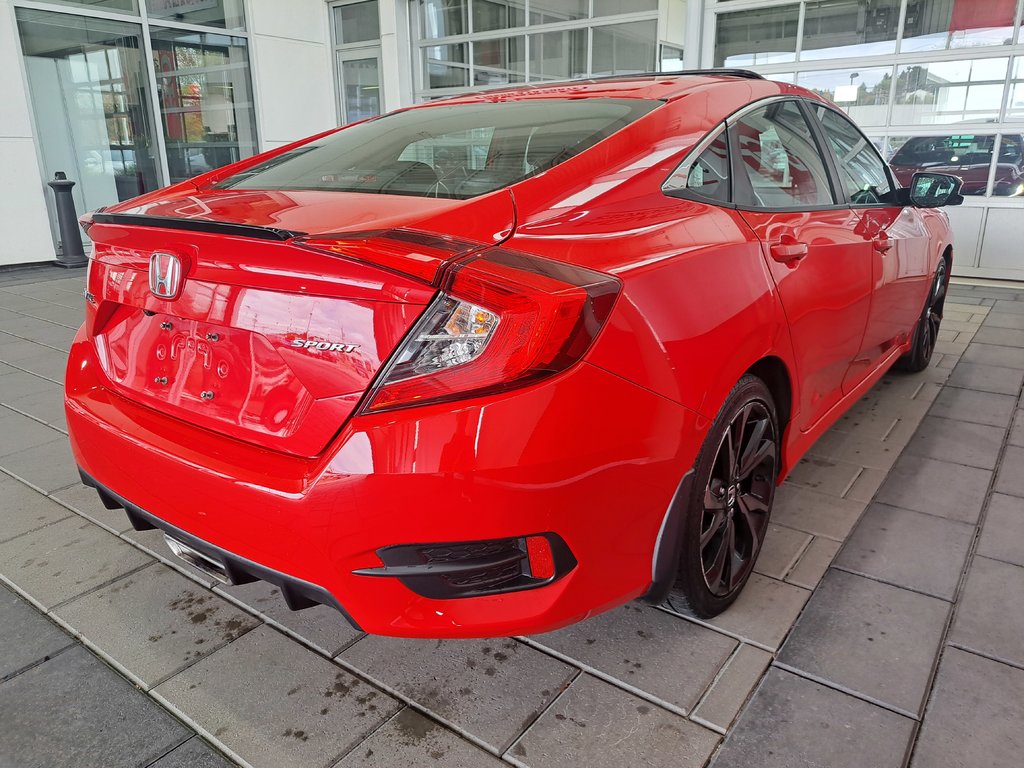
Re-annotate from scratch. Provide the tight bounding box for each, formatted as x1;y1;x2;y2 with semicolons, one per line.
89;212;306;241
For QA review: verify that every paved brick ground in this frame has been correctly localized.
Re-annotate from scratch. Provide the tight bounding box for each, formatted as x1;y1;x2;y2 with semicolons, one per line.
0;266;1021;767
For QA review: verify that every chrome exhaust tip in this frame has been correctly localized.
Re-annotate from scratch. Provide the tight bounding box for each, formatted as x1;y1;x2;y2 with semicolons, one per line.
164;533;230;584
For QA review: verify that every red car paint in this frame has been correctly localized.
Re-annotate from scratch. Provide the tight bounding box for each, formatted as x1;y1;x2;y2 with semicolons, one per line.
66;74;953;637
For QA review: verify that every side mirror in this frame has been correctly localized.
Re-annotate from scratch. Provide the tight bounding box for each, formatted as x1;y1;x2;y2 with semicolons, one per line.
908;172;964;208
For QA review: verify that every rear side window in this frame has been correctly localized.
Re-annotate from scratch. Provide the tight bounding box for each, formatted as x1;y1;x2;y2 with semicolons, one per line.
732;100;835;209
664;126;731;204
215;98;661;199
811;105;893;205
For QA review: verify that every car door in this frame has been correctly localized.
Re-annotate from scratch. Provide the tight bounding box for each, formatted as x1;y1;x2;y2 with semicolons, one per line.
730;99;873;433
807;104;932;388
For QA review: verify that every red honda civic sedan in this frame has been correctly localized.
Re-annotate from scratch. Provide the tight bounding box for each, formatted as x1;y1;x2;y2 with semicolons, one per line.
66;71;962;637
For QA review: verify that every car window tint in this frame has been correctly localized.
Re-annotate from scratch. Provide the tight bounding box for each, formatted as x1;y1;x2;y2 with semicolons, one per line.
215;98;661;200
732;100;834;209
812;106;893;205
664;127;730;204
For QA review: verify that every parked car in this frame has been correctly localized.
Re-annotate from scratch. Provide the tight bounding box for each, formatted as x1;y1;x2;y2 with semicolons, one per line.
67;71;960;637
889;133;1024;197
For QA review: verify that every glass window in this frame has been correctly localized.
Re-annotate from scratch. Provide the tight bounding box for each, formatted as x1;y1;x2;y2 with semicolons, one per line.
660;44;684;73
664;128;731;204
339;56;382;123
992;135;1024;197
471;0;525;32
150;27;259;184
591;21;656;77
216;98;661;199
797;67;893;126
424;43;469;88
334;1;380;45
801;0;900;61
715;6;800;67
1008;58;1024;121
46;0;137;13
732;100;834;208
887;134;1024;197
529;0;588;26
891;58;1008;125
902;0;1017;52
146;0;246;31
812;105;893;203
528;28;587;81
473;37;525;85
421;0;467;38
17;8;161;216
594;0;657;15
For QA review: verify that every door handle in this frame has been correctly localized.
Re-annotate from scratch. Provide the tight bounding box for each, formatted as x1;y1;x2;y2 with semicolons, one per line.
769;240;808;264
873;238;893;253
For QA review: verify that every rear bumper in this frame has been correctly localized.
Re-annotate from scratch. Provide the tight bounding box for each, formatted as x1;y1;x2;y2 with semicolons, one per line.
66;328;704;637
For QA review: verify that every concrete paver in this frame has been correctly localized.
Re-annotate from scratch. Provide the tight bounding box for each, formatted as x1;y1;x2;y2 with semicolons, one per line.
54;563;261;689
511;674;719;768
948;556;1024;669
777;569;949;716
702;573;810;651
976;493;1024;567
910;647;1024;768
691;644;773;731
904;415;1004;470
0;516;152;610
993;445;1024;498
0;645;191;768
834;502;974;600
0;584;73;680
946;361;1024;395
530;602;736;713
154;625;401;768
875;454;992;524
0;471;74;544
710;668;915;768
336;708;506;767
341;635;576;753
150;737;238;768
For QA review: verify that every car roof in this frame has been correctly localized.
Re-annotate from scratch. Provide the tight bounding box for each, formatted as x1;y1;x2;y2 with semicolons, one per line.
428;69;798;106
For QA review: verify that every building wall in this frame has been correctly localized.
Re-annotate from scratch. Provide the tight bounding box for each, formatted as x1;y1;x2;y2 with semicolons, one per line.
0;1;62;267
247;0;336;150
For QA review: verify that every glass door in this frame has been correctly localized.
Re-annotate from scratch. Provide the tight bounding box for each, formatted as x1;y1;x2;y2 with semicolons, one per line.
332;0;384;124
338;54;382;123
16;9;163;219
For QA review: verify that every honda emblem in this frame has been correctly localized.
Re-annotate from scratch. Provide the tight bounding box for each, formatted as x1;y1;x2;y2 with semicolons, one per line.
149;252;183;299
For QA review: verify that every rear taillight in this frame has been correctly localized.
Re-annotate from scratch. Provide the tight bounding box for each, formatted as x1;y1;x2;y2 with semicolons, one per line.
364;249;620;413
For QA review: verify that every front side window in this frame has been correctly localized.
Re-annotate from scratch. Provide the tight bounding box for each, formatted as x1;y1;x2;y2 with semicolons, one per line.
217;98;661;199
812;105;893;204
732;100;834;208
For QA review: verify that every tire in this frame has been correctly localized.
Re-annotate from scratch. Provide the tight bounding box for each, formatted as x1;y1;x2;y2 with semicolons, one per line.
665;375;779;619
896;258;948;373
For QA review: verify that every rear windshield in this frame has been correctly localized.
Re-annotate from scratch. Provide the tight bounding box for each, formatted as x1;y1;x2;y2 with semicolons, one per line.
215;98;661;199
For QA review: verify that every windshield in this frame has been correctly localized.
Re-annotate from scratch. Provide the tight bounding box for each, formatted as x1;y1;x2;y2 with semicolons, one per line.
215;98;661;199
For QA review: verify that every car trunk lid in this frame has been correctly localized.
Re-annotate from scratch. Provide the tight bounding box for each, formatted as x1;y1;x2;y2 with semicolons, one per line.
83;189;516;457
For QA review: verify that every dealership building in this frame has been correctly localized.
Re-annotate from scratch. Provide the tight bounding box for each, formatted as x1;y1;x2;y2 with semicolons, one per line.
1;0;1022;278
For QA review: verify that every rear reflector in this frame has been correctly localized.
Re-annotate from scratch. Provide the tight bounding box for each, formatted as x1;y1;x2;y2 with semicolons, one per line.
526;535;556;580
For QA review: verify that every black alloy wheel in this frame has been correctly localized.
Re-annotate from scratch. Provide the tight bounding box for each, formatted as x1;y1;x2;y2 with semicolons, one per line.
897;259;948;373
700;401;777;597
667;375;779;619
